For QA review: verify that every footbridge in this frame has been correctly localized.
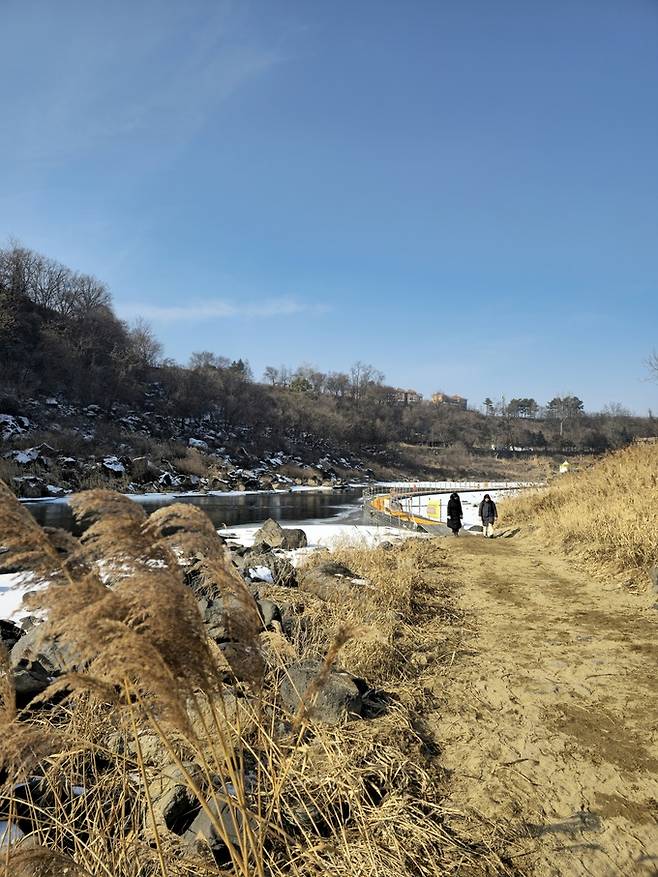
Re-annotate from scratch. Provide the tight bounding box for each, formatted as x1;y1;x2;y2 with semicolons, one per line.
363;481;531;534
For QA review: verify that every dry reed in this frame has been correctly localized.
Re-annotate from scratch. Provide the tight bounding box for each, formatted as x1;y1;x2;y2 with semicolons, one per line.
0;482;516;876
500;443;658;583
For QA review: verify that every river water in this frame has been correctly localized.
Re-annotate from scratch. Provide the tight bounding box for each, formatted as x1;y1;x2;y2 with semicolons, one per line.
23;487;365;533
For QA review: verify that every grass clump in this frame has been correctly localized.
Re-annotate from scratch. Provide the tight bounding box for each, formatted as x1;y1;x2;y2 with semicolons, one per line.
500;443;658;583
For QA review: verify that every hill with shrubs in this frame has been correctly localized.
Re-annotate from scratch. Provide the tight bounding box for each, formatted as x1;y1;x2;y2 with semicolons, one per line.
2;242;657;496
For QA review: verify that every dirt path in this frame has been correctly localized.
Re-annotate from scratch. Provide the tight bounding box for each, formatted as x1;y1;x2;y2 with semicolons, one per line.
431;534;658;876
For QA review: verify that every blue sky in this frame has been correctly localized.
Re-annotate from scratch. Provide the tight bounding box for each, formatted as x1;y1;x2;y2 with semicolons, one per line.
2;0;657;413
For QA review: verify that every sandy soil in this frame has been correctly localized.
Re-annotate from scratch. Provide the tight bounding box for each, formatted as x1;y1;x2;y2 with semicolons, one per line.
431;534;658;876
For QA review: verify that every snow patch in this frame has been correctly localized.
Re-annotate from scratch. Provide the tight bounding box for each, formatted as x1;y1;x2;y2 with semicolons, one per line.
102;456;126;474
249;566;274;583
188;438;209;450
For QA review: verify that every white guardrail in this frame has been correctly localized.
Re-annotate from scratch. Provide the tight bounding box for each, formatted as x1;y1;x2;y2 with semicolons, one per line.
363;481;536;528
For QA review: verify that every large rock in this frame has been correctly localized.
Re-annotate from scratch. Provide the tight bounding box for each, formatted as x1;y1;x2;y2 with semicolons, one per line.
130;456;163;484
0;412;30;440
11;475;48;499
279;661;364;724
256;598;282;629
5;443;57;468
183;794;255;857
12;662;51;700
298;561;365;603
101;456;127;476
188;438;209;450
11;625;81;676
0;619;24;651
197;595;226;642
147;763;200;835
253;519;307;550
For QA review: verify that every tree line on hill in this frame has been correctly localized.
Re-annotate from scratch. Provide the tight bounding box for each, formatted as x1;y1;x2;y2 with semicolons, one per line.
1;242;656;454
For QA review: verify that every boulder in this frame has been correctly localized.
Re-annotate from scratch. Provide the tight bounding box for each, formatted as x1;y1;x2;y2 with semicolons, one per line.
147;763;200;835
130;456;163;484
11;476;48;499
11;625;81;676
188;438;209;450
187;691;255;744
158;472;181;489
101;456;126;476
45;484;66;497
0;413;30;440
256;598;282;629
183;794;255;856
298;561;365;603
281;528;308;549
253;519;307;550
279;661;364;724
197;595;226;642
6;443;57;468
12;661;50;700
0;619;24;651
0;819;26;848
253;518;285;548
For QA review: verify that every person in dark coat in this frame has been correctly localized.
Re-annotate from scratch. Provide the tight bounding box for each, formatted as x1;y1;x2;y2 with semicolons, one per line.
446;492;463;536
478;493;498;538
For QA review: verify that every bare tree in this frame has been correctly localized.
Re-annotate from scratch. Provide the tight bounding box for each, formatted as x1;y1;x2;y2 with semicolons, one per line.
263;366;280;385
349;361;384;404
326;371;350;398
129;319;162;369
189;351;231;370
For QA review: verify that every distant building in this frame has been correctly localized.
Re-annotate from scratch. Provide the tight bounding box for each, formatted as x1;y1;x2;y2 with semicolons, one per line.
431;392;467;410
389;388;423;405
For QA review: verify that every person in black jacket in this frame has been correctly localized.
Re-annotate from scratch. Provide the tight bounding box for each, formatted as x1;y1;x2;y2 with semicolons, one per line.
478;493;498;537
446;492;463;536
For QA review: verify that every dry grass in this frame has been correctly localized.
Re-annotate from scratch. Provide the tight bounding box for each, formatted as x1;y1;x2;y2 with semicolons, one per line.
174;449;210;478
290;538;431;682
0;484;515;876
372;443;558;484
0;458;19;485
500;443;658;584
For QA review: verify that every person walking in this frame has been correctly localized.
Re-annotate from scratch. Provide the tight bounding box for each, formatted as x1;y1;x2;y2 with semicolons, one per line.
478;493;497;538
447;492;463;536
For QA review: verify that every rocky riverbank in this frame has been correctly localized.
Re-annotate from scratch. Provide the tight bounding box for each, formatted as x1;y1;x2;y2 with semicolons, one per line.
0;395;375;498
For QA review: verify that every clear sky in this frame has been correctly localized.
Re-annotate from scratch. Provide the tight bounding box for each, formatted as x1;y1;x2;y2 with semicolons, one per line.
2;0;657;413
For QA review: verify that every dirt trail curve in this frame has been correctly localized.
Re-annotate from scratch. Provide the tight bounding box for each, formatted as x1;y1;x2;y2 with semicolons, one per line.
433;535;658;876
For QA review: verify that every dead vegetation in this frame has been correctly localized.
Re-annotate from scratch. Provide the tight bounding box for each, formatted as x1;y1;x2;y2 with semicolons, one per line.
500;443;658;584
0;483;517;876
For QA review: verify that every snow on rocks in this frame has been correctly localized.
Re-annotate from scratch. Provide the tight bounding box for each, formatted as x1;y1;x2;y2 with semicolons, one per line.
222;522;423;568
188;438;209;450
4;443;57;467
0;413;30;439
2;394;373;499
101;456;127;475
11;475;49;498
0;572;41;624
248;566;275;583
